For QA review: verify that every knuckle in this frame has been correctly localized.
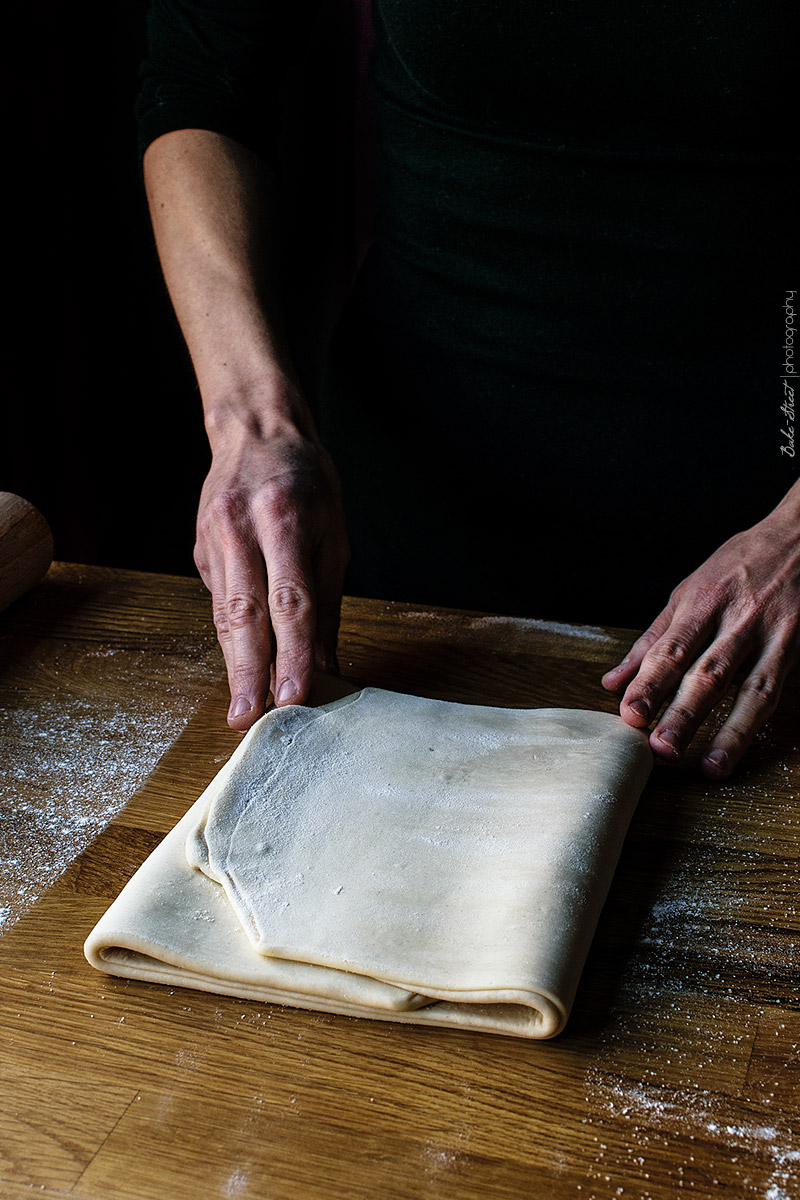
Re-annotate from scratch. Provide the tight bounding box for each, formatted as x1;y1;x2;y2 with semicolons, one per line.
224;593;265;631
657;638;689;668
741;672;781;710
253;480;298;527
209;489;245;527
212;602;231;637
269;582;313;622
695;655;730;691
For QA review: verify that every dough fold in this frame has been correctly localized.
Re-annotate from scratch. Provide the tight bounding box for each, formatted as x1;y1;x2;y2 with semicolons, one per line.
85;688;652;1038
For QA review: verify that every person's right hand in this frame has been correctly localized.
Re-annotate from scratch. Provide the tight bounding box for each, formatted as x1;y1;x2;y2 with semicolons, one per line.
194;402;350;731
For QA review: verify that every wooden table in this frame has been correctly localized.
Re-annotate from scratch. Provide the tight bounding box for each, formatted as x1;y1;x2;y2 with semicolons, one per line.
1;564;797;1200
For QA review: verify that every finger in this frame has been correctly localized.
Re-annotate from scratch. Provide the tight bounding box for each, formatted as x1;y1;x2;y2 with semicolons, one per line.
268;574;316;706
197;529;268;728
210;501;274;730
648;629;755;761
601;608;673;693
258;502;317;708
619;606;717;728
216;568;274;730
700;655;788;779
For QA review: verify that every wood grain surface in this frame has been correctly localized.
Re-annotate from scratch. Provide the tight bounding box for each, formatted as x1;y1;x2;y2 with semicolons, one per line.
0;563;797;1200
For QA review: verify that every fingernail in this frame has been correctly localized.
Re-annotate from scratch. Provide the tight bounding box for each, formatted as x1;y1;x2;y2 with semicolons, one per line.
229;696;252;720
276;679;297;705
703;749;728;773
657;729;681;754
630;699;650;721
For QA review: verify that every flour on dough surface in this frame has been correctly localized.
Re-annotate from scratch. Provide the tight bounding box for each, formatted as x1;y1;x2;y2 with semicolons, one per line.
186;688;652;1032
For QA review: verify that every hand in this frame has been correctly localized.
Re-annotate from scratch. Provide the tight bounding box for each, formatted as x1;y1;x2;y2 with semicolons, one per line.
602;496;800;779
194;405;350;731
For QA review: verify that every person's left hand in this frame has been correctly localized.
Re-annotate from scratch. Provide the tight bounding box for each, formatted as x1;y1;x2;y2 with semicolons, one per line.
601;489;800;779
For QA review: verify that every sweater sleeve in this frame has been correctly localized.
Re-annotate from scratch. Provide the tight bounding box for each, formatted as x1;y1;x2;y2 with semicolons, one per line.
135;0;316;160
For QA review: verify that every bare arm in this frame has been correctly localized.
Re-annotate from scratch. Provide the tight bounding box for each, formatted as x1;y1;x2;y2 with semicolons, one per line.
144;128;349;728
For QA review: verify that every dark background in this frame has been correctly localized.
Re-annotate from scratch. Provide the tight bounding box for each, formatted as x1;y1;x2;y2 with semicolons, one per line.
5;5;795;605
6;4;209;576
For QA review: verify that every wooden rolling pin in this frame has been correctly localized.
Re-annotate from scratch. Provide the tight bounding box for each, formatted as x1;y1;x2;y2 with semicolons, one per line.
0;493;54;615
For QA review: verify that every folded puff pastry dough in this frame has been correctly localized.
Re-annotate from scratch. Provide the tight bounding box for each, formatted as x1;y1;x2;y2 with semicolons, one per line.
85;687;652;1038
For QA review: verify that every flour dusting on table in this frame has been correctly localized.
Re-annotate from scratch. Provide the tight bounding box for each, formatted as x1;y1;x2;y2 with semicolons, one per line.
0;644;218;932
467;614;614;642
581;744;800;1199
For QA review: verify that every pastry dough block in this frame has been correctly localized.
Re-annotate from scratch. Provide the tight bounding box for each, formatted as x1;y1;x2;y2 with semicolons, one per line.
85;687;652;1038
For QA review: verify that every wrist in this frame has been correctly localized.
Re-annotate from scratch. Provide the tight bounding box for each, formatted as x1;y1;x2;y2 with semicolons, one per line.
203;375;317;452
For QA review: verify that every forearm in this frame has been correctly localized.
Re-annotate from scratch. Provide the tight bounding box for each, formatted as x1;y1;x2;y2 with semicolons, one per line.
143;128;313;443
144;128;349;722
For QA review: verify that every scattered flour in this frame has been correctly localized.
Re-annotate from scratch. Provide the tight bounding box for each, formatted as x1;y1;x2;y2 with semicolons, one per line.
581;750;800;1199
467;614;614;642
0;644;218;932
585;1072;800;1200
222;1169;251;1198
393;608;615;642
